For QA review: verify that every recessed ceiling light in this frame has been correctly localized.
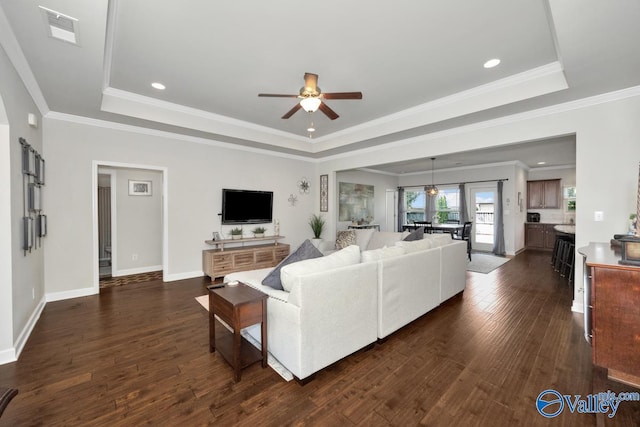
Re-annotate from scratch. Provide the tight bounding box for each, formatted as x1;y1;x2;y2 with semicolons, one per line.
151;82;166;90
307;126;315;132
537;161;546;165
483;58;501;69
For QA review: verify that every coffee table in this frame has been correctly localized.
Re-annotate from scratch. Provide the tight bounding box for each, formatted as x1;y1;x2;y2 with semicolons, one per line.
208;282;268;382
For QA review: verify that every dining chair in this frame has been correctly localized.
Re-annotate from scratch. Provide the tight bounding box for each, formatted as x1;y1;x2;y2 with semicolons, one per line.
453;221;472;260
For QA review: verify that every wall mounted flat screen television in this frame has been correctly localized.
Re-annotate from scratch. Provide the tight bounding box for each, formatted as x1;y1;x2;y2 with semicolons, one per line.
222;189;273;224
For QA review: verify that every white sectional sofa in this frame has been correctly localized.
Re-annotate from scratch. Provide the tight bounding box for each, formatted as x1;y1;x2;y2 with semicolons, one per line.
224;230;467;381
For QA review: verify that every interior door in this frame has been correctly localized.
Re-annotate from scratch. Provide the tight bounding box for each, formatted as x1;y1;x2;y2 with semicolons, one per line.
469;187;496;252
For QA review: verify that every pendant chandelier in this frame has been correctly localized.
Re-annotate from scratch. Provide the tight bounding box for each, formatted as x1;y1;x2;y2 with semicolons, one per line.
426;157;439;196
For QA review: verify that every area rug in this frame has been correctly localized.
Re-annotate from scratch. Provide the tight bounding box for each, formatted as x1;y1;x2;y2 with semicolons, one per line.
466;253;510;274
195;295;293;381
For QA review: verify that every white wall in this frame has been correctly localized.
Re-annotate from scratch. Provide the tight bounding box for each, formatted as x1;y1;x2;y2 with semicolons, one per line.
0;44;44;363
43;117;316;297
114;168;163;274
335;170;398;232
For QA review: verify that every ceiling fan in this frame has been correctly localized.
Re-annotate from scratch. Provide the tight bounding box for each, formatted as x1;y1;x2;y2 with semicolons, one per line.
258;72;362;120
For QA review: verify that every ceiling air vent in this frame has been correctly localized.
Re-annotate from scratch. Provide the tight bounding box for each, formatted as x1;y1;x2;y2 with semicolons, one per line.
38;6;79;45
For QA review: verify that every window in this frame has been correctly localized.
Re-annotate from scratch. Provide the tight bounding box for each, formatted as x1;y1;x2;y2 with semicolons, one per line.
403;186;460;223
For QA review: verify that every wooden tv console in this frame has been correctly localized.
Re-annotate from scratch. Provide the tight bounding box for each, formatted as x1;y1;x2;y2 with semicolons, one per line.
203;237;289;280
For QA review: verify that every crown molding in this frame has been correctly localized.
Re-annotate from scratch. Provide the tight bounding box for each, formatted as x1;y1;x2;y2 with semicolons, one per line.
311;62;568;152
100;86;313;152
318;84;640;163
0;5;49;115
45;111;315;163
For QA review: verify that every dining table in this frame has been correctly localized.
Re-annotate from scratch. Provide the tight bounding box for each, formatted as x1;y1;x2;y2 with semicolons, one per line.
402;223;464;236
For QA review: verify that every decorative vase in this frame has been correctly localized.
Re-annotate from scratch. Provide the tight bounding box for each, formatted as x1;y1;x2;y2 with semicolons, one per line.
310;238;323;249
254;233;265;238
231;234;242;240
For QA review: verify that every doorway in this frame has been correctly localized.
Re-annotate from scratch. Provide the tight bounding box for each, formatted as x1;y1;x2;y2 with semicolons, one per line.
469;186;496;252
92;161;168;293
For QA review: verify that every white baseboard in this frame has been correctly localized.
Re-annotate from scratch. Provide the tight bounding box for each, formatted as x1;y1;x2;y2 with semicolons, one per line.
13;296;46;360
46;287;97;302
0;347;16;365
112;265;163;277
571;300;584;313
163;270;204;282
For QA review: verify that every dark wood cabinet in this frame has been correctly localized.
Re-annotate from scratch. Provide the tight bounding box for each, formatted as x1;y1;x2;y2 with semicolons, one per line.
525;223;556;250
527;179;560;209
580;243;640;386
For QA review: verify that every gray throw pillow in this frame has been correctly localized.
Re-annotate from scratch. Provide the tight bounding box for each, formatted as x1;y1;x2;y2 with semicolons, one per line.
262;239;323;290
403;227;424;241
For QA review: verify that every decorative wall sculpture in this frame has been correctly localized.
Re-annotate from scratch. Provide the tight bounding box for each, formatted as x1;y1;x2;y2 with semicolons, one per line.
20;137;46;253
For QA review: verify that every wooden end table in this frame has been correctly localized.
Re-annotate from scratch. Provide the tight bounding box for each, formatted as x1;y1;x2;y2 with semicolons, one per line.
208;282;268;382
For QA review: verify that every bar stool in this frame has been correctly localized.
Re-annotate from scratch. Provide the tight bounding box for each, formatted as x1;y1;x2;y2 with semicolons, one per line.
561;242;576;285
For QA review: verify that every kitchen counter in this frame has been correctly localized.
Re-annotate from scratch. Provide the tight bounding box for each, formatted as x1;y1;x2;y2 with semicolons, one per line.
554;225;575;234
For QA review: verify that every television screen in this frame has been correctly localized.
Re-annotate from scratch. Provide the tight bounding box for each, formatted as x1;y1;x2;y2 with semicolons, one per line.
222;189;273;224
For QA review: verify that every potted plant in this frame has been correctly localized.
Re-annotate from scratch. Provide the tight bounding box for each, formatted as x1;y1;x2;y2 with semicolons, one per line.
309;214;325;248
252;226;267;238
229;227;243;240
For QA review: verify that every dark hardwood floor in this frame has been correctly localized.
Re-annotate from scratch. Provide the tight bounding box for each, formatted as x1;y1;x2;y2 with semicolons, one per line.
1;251;638;426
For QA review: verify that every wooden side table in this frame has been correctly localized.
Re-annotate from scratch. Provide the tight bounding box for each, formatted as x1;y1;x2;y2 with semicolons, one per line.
208;283;268;382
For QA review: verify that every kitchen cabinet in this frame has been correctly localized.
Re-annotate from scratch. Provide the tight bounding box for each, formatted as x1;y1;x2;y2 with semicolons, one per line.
525;223;557;250
527;179;560;209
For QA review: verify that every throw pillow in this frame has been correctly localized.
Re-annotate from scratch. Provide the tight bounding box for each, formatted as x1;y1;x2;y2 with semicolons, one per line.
353;228;375;251
335;230;356;249
361;246;406;262
262;239;323;290
403;227;424;241
280;245;361;292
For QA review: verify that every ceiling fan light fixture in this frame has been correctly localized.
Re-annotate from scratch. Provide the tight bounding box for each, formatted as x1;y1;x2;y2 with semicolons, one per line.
300;97;322;113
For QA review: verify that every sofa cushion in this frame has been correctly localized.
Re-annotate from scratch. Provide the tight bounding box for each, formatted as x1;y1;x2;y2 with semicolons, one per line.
335;230;356;249
280;245;361;292
395;238;433;253
403;227;424;241
262;239;323;290
366;231;408;250
361;246;406;263
424;233;454;247
354;228;375;251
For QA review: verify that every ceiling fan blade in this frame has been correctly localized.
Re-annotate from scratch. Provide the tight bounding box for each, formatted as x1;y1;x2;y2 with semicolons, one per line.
258;93;299;98
319;102;339;120
282;103;302;119
322;92;363;100
303;73;318;92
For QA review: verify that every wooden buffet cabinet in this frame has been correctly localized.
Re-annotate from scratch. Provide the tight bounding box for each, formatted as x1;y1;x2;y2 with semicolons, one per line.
579;242;640;387
203;237;289;280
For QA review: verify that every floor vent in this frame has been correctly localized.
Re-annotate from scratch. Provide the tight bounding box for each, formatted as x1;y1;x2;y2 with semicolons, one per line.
39;6;79;45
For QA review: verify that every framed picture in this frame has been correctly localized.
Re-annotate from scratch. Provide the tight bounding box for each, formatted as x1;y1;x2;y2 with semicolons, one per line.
23;216;33;251
28;183;41;212
129;180;152;196
212;232;222;241
36;156;45;185
38;214;47;238
320;174;328;212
